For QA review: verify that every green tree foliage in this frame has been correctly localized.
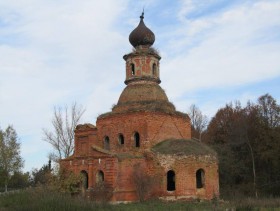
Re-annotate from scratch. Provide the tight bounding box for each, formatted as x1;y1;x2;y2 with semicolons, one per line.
31;160;52;186
0;125;24;192
206;94;280;198
50;167;82;194
8;171;31;189
30;161;82;194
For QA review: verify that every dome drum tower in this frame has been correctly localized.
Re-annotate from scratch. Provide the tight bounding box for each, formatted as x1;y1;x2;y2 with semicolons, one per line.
124;12;161;85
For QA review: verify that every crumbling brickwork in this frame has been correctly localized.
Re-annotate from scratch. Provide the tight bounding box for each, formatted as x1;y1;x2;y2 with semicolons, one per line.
60;14;219;202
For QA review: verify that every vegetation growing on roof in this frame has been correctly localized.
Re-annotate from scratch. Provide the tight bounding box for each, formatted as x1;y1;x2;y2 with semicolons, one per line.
152;139;217;156
132;46;160;55
123;47;161;60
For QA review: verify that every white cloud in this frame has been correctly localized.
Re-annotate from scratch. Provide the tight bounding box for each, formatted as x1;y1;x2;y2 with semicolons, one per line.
0;0;129;171
161;0;280;101
1;0;280;172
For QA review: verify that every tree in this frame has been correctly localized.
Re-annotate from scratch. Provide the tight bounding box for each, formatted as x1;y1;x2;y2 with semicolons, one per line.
31;160;52;186
0;125;24;192
9;171;31;189
254;94;280;195
187;104;208;141
206;102;254;195
132;163;157;202
206;94;280;197
43;102;85;162
257;93;280;128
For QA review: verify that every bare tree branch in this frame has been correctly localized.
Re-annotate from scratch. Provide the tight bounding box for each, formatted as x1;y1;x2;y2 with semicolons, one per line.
43;102;85;162
187;104;208;141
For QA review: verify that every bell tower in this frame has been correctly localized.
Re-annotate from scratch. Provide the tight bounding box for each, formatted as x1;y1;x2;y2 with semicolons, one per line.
123;12;161;85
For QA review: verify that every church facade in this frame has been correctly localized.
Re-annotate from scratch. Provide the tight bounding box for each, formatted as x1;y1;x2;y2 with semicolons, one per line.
60;13;219;202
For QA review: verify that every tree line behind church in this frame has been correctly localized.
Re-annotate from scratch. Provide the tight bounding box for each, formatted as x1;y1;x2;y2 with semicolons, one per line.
190;93;280;198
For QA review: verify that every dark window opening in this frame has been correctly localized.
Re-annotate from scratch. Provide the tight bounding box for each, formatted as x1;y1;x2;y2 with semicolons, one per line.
104;136;110;150
80;170;88;189
134;132;140;147
196;169;205;189
119;134;124;145
96;170;104;184
131;63;135;75
152;63;156;76
167;170;175;191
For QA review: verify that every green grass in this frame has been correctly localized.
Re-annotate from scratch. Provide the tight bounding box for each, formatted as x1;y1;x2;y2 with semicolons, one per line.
1;188;280;211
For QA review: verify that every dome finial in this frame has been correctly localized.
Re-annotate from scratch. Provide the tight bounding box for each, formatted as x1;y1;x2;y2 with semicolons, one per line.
140;8;144;20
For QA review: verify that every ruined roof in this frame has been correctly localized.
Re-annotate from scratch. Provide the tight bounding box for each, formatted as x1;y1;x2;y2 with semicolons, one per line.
112;82;176;114
75;123;96;131
129;12;155;48
91;145;114;155
151;139;217;156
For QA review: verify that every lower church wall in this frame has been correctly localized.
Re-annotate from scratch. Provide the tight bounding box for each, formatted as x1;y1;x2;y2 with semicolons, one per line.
60;152;219;202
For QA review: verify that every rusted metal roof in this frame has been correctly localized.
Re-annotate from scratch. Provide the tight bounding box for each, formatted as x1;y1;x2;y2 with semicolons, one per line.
129;12;155;48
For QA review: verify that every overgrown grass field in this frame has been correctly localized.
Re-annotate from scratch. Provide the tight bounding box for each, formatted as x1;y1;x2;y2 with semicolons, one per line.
1;188;280;211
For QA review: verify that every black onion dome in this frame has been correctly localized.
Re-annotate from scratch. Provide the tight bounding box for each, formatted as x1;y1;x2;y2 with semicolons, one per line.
129;12;155;48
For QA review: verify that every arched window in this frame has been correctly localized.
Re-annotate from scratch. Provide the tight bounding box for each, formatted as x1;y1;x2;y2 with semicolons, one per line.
196;169;205;189
96;170;104;184
134;132;140;147
118;134;124;145
80;170;88;190
152;63;156;76
167;170;175;191
131;63;135;75
104;136;110;150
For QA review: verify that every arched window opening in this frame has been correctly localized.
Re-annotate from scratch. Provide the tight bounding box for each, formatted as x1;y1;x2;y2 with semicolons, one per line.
96;170;104;184
134;132;140;148
131;63;135;76
80;170;88;190
104;136;110;150
118;134;124;145
167;170;175;191
196;169;205;189
152;63;156;76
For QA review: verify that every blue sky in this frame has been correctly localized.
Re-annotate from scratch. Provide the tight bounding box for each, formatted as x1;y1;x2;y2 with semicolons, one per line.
0;0;280;172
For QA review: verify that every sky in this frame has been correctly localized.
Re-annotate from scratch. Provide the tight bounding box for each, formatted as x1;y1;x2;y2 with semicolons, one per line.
1;0;280;172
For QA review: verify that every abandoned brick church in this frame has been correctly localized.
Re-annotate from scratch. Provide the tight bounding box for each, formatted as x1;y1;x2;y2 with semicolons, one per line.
60;13;219;202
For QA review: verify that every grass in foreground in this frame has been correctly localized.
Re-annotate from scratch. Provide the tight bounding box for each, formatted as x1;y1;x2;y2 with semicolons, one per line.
1;188;280;211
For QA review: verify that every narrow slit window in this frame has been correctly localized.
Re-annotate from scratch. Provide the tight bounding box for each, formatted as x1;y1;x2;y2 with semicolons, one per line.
152;63;156;76
119;134;124;145
104;136;110;150
131;63;135;75
167;170;175;191
196;169;205;189
96;170;104;184
80;170;88;189
134;132;140;147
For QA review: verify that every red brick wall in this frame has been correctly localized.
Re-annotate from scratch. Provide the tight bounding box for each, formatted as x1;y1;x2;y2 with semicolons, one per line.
152;154;219;200
96;111;191;153
74;126;97;156
60;111;218;202
61;153;219;201
125;54;160;80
